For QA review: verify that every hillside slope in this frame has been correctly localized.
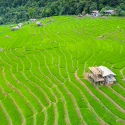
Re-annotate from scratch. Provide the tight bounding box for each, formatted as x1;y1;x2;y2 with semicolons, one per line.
0;16;125;125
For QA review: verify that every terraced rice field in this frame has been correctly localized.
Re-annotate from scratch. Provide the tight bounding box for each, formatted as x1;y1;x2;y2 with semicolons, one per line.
0;16;125;125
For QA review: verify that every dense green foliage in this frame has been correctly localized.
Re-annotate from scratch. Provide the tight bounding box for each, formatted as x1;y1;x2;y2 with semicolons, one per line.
1;0;125;24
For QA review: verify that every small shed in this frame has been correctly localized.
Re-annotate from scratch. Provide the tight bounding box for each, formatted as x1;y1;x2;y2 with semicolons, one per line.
50;18;54;22
88;67;104;83
106;76;116;84
77;14;82;17
15;26;19;30
36;21;42;26
11;27;15;31
91;10;99;17
18;23;22;27
104;10;114;14
11;26;19;31
88;66;116;85
30;19;36;22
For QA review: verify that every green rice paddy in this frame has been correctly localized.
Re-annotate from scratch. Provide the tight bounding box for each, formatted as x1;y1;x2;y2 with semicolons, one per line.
0;16;125;125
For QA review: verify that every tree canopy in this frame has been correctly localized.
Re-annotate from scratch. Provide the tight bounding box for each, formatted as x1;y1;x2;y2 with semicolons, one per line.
0;0;125;24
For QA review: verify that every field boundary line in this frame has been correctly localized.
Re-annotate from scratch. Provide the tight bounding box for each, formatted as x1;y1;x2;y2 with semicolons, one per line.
108;86;125;101
95;85;125;114
0;102;12;125
74;71;122;125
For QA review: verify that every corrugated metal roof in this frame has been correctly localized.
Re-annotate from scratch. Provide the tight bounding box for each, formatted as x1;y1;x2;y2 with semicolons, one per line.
92;10;99;13
30;19;36;21
97;66;116;77
36;21;42;24
104;10;114;12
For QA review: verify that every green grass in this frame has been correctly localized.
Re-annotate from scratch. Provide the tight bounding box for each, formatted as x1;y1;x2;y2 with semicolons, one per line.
0;68;13;93
0;16;125;125
111;84;125;98
99;86;125;110
57;84;82;125
25;117;34;125
46;103;55;125
36;111;45;125
56;99;66;125
0;106;9;125
11;91;34;118
81;79;125;121
1;95;22;125
15;83;42;112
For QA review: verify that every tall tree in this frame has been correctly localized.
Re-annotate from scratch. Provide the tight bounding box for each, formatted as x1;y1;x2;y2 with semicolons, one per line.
28;7;35;18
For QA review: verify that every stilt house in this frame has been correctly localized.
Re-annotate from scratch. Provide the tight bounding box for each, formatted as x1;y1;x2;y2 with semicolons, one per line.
88;66;116;85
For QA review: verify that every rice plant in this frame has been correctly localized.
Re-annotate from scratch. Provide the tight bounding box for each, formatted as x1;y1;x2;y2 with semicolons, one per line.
0;16;125;125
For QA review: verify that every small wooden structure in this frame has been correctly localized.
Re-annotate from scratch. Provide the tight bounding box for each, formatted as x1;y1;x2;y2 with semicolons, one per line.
77;14;82;17
88;66;116;85
91;10;99;17
88;67;104;83
15;26;19;30
36;21;42;26
18;23;22;27
11;27;15;31
30;19;36;22
104;10;114;14
11;26;19;31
